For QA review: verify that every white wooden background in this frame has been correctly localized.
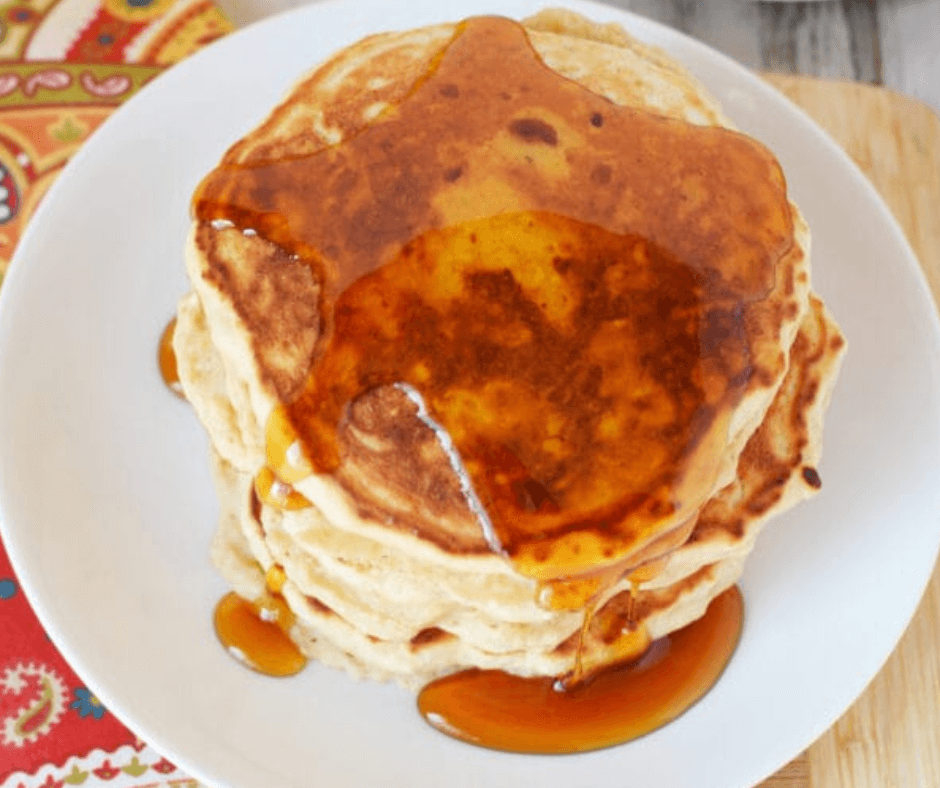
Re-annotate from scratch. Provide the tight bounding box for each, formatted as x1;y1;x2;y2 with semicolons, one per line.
615;0;940;114
218;0;940;115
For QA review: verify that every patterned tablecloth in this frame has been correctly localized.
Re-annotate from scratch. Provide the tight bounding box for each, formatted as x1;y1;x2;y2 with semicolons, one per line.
0;0;230;783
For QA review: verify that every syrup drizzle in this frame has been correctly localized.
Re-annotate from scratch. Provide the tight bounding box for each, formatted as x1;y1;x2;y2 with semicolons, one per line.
417;585;743;753
158;317;185;398
213;564;307;677
196;16;793;580
213;591;308;677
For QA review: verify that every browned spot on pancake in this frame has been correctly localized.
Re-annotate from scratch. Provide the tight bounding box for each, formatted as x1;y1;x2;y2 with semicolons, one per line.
727;518;745;539
410;627;455;649
802;466;822;489
752;366;777;388
590;112;603;127
831;334;845;352
743;466;791;516
590;163;612;184
625;578;679;637
783;254;796;297
508;117;558;145
306;596;335;616
197;224;320;401
250;486;263;524
631;564;716;623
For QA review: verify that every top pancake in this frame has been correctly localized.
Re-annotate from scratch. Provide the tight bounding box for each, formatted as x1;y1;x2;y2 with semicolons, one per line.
182;9;812;582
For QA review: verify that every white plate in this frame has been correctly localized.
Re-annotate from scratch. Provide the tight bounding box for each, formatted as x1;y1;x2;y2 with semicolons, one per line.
1;1;939;786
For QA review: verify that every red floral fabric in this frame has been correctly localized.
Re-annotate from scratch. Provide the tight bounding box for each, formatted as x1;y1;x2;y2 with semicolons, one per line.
0;0;229;782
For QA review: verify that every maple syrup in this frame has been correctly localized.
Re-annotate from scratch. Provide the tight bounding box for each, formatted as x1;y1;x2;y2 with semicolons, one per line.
158;317;185;398
195;16;792;580
418;585;743;753
213;591;308;677
254;466;312;510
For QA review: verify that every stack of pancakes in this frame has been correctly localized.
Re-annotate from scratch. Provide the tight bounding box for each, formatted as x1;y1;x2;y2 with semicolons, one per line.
174;8;845;689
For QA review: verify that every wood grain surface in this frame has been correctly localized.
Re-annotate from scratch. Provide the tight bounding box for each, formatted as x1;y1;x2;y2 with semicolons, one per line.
610;1;940;115
755;74;940;788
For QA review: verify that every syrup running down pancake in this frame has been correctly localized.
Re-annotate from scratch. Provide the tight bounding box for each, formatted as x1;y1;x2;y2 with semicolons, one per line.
171;7;845;752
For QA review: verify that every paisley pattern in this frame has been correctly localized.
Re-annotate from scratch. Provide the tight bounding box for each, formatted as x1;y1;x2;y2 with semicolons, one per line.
0;0;228;782
0;0;231;280
0;663;68;747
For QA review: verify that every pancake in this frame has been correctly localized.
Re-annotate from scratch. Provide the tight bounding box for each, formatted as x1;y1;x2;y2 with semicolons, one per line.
174;8;845;689
184;290;843;688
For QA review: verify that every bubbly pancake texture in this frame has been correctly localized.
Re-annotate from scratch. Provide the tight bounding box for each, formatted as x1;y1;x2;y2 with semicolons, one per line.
175;8;845;688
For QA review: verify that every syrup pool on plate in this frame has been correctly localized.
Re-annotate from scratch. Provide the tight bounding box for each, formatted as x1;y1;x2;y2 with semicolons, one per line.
417;585;743;753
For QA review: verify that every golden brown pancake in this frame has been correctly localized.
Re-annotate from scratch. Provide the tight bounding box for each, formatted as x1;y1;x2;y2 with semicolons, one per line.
174;8;844;688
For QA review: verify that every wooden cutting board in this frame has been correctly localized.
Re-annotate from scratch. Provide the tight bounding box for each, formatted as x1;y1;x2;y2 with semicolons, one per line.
755;75;940;788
